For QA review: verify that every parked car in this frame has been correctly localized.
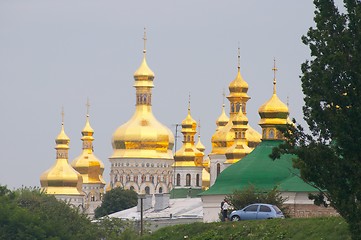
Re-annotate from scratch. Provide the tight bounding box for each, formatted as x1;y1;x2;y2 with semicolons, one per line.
229;203;284;221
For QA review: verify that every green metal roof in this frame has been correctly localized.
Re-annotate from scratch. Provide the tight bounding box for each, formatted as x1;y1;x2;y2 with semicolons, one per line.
200;140;317;196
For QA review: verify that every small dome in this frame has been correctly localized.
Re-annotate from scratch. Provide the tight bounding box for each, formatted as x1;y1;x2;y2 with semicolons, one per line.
259;61;289;126
195;137;205;152
259;93;288;116
215;104;229;130
71;116;106;185
40;124;83;196
174;107;204;167
134;56;155;79
182;109;197;129
229;68;249;93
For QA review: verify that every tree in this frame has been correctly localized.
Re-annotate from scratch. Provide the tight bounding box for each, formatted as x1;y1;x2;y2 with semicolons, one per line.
94;187;138;218
0;185;140;239
271;1;361;239
0;186;101;240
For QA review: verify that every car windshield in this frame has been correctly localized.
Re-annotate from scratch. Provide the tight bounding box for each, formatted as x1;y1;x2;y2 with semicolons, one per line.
272;205;282;214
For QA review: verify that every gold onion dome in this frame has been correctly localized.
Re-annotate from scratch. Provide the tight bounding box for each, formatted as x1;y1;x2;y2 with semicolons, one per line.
212;51;250;155
258;61;289;126
228;51;250;103
195;136;205;153
71;108;106;185
40;116;84;196
111;30;174;159
174;103;203;167
215;104;229;130
225;107;252;163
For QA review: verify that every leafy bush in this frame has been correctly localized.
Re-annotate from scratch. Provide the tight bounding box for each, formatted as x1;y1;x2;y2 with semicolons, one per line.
225;185;289;217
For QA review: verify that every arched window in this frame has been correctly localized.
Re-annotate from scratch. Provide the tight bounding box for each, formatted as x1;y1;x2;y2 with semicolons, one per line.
231;103;234;113
90;195;95;202
196;174;200;187
242;103;246;113
186;174;191;186
145;186;150;194
236;102;240;112
159;187;163;193
241;131;245;139
217;163;221;177
262;129;267;139
176;174;181;186
269;129;275;139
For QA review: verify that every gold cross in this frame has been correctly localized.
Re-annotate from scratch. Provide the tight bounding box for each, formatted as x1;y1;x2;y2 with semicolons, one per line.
143;27;147;54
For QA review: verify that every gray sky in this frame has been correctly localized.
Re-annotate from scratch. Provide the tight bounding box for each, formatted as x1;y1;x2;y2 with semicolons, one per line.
0;1;344;189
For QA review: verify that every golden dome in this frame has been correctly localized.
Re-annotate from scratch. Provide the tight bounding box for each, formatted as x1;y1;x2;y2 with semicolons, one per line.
174;106;204;167
71;114;106;185
195;136;205;153
229;68;249;93
225;108;252;164
182;108;197;131
215;104;229;130
111;33;174;160
258;60;289;140
258;62;289;126
227;50;250;103
40;122;84;196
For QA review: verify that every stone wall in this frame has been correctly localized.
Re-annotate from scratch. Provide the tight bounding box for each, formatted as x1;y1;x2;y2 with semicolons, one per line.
285;203;338;218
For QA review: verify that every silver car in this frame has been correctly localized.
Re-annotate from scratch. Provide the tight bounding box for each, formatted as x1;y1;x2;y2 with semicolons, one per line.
229;203;285;221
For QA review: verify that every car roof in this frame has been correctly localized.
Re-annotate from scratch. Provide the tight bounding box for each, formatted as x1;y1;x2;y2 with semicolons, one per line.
247;203;274;207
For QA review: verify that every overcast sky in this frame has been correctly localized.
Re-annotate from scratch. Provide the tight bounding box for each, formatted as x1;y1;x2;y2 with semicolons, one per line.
0;1;345;189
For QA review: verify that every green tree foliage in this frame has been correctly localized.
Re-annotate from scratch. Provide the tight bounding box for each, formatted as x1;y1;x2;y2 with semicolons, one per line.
225;185;288;217
271;1;361;239
0;185;140;240
94;187;138;218
0;186;100;240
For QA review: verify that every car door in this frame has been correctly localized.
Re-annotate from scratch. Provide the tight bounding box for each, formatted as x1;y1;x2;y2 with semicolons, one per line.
240;204;259;220
257;205;273;219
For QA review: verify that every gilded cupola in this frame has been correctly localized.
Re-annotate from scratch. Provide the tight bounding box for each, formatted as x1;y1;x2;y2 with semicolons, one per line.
40;111;84;196
258;60;289;140
215;103;229;131
227;48;250;118
111;30;174;160
174;100;203;167
71;102;106;185
211;49;250;155
225;105;252;164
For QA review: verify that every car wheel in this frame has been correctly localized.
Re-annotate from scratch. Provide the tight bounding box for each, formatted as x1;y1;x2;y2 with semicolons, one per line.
231;215;241;221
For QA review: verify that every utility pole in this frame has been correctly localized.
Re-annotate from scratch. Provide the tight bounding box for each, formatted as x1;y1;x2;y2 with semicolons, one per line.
172;123;181;199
